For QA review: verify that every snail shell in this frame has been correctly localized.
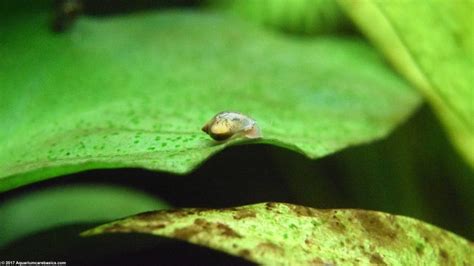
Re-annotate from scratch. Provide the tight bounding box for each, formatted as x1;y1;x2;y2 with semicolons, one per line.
201;112;262;141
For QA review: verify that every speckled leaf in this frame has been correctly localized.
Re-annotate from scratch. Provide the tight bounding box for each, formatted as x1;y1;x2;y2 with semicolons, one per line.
338;0;474;167
0;4;420;191
82;202;474;265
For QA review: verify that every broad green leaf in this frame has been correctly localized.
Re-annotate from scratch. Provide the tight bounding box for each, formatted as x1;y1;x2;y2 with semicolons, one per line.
338;0;474;167
82;202;474;265
0;184;168;247
0;7;420;192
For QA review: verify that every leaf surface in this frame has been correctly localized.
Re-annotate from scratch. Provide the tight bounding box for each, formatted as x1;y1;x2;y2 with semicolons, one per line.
0;7;420;191
82;202;474;265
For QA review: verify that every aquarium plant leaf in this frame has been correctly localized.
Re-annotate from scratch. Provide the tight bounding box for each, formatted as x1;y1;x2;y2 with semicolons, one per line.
82;202;474;265
209;0;350;34
0;184;168;247
338;0;474;168
0;6;420;191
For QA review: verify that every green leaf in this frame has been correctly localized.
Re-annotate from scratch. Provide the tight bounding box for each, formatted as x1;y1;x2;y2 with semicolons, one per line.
0;8;420;192
338;0;474;167
210;0;350;34
0;184;168;247
82;202;474;265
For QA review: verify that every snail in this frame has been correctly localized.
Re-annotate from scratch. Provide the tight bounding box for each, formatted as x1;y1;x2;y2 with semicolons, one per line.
201;112;262;141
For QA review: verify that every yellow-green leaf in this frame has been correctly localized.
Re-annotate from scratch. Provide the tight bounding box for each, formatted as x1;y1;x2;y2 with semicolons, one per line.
338;0;474;167
82;202;474;265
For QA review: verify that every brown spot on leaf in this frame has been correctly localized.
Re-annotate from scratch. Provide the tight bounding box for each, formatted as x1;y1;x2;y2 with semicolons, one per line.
370;244;376;252
287;204;318;217
102;223;134;233
177;208;208;217
155;208;210;219
328;219;346;234
423;235;431;244
173;226;201;240
310;209;346;234
439;248;450;265
222;207;239;212
103;220;167;234
134;208;207;225
194;218;208;226
256;242;284;255
358;244;365;251
370;253;386;265
238;249;251;258
172;219;241;241
265;202;278;210
355;212;398;246
129;217;169;231
309;258;333;265
216;223;242;238
135;211;161;220
154;224;166;230
233;209;256;220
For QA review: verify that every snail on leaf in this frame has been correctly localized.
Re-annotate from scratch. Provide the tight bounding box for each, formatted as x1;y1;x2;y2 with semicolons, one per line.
202;112;262;141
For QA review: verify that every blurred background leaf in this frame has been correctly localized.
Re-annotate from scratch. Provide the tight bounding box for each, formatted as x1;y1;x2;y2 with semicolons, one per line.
0;1;419;192
0;184;168;247
338;0;474;167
